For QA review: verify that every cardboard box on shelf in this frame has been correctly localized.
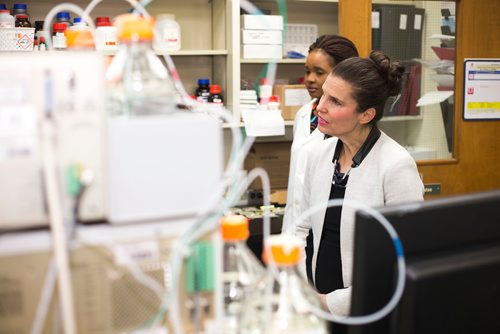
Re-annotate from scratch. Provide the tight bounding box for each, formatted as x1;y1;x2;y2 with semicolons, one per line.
273;84;310;120
244;142;291;190
270;188;288;205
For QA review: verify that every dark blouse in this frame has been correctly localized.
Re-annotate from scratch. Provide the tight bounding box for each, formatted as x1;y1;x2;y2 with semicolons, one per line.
307;164;348;293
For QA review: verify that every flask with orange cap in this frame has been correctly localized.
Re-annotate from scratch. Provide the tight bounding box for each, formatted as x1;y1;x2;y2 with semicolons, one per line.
220;214;265;334
240;234;328;334
105;14;176;116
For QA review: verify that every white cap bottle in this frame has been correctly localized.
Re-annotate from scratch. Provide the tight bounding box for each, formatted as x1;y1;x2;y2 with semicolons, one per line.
153;13;181;53
0;9;14;27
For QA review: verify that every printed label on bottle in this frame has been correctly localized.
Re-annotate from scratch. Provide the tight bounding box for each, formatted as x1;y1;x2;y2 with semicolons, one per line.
162;27;180;50
53;33;66;49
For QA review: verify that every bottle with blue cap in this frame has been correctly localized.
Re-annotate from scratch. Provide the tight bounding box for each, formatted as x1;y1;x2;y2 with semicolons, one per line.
195;78;210;103
70;17;89;30
56;11;72;28
12;3;29;20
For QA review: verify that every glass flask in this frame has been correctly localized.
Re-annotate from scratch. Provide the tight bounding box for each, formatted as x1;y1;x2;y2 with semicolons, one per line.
105;14;176;117
220;215;265;334
240;234;328;334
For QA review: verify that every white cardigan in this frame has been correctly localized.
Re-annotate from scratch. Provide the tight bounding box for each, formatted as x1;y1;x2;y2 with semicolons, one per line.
295;131;424;316
282;99;324;233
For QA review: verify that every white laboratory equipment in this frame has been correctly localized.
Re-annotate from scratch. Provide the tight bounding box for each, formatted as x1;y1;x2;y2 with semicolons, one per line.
0;51;223;229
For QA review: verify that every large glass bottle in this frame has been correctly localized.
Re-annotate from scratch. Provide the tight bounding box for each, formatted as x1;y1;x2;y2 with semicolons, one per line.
220;215;265;334
105;14;176;117
240;234;328;334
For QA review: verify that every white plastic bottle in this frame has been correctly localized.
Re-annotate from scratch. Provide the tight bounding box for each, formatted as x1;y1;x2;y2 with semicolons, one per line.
105;14;177;116
153;13;181;53
95;16;117;51
258;77;272;105
220;215;265;334
52;22;67;50
0;9;14;27
240;234;328;334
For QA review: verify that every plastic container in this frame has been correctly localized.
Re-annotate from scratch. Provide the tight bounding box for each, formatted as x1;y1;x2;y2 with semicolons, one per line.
65;26;94;50
15;13;30;27
209;84;223;105
220;215;265;334
240;235;328;334
95;16;117;51
105;14;177;116
55;11;72;28
153;13;181;53
70;17;89;31
0;9;14;27
52;22;67;49
195;78;210;103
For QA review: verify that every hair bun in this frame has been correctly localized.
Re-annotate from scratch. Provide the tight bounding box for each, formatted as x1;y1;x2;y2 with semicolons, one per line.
369;50;405;96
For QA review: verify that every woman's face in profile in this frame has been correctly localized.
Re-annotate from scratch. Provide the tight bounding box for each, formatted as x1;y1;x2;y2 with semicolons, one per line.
316;75;363;137
304;49;334;100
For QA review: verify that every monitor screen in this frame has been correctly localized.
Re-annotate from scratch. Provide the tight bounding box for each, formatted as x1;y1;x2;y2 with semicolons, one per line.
349;190;500;334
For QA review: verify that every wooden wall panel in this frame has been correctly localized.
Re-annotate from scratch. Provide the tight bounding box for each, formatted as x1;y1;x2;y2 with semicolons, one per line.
338;0;371;57
418;0;500;199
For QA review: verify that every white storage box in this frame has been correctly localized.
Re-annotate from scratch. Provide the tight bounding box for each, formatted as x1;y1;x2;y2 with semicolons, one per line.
241;44;283;59
241;15;283;30
242;29;283;44
0;27;34;51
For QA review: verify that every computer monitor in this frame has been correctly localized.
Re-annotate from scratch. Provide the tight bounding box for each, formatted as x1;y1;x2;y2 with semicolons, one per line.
349;190;500;334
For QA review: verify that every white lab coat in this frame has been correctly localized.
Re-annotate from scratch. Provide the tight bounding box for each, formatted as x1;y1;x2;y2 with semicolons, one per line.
295;132;424;316
282;99;324;234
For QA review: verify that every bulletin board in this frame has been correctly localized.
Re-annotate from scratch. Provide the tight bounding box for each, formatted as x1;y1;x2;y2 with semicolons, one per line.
463;59;500;120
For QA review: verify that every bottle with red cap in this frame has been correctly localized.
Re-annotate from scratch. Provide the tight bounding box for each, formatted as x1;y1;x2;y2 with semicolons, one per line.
0;9;15;27
52;22;67;50
267;95;280;111
220;215;265;334
208;84;223;106
95;16;117;51
240;235;328;334
14;13;30;27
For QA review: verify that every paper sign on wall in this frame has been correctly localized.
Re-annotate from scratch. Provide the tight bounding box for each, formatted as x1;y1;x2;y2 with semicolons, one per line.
414;14;422;30
463;59;500;120
372;11;380;29
399;14;407;30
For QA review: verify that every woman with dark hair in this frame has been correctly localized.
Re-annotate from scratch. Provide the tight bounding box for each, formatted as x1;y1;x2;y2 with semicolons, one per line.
295;51;424;318
282;34;359;234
